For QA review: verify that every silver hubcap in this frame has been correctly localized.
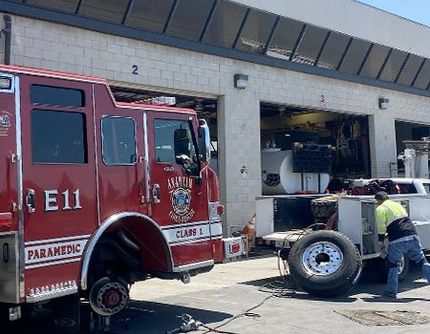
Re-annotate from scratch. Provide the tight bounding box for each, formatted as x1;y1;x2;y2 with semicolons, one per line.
302;241;343;276
398;255;405;274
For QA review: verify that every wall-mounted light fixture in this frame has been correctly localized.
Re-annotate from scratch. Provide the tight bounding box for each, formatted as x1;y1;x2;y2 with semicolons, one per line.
234;74;248;89
378;97;389;110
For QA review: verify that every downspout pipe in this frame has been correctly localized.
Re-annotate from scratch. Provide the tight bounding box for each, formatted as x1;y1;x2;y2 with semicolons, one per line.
3;15;12;65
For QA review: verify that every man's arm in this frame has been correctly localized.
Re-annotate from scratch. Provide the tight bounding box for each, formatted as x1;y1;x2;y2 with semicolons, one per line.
375;205;387;241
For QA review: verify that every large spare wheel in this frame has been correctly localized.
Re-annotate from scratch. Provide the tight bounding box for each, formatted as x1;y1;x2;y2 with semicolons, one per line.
288;230;362;297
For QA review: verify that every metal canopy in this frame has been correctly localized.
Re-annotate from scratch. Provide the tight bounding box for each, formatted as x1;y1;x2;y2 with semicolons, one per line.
4;0;430;95
111;86;217;116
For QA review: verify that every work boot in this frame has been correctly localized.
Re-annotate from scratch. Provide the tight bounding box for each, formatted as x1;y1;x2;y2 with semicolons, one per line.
382;290;397;298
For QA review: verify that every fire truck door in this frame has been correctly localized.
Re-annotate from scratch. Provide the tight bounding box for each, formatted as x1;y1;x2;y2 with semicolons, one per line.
0;73;19;303
96;102;144;217
19;77;97;300
146;112;213;266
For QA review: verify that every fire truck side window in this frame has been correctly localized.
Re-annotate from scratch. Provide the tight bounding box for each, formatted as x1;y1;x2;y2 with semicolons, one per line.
30;85;85;107
154;119;196;164
101;116;137;165
31;110;87;164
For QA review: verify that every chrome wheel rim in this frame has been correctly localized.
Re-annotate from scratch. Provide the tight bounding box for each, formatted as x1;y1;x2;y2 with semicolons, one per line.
398;255;405;275
302;241;343;276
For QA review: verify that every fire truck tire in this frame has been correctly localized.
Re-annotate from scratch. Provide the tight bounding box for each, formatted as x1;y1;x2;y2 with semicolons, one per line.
89;277;129;316
288;230;362;297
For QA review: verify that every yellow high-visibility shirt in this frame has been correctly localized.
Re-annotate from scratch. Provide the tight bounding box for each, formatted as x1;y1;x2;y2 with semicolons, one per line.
375;199;408;234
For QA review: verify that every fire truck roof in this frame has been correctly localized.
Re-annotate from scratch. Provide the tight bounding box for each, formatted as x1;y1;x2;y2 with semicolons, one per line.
0;64;196;114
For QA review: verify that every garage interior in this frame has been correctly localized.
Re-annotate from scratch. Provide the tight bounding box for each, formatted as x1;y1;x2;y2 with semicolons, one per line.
396;120;430;175
111;89;374;191
260;102;371;183
259;103;372;233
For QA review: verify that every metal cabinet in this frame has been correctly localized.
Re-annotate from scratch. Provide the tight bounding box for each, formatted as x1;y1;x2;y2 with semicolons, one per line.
361;200;409;255
0;234;19;303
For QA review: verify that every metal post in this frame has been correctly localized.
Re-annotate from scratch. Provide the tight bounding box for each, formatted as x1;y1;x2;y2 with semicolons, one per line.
2;15;11;65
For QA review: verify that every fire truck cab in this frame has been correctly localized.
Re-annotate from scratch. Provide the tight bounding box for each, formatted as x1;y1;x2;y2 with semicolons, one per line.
0;65;244;326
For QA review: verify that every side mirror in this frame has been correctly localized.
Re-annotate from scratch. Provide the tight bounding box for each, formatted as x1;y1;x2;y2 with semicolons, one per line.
174;128;191;157
198;119;211;162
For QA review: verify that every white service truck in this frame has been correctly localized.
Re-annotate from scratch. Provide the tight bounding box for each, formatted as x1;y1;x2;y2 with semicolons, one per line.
258;147;430;297
261;193;430;297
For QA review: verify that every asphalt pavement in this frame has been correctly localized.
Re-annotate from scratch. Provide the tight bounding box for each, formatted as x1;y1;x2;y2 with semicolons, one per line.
113;254;430;334
4;253;430;333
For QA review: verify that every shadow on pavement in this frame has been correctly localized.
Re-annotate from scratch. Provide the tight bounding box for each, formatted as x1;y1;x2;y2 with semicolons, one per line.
2;300;232;334
239;275;358;303
239;262;429;303
356;263;430;303
110;300;232;334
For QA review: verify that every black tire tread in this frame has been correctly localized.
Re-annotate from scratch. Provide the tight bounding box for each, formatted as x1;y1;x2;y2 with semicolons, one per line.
288;230;362;297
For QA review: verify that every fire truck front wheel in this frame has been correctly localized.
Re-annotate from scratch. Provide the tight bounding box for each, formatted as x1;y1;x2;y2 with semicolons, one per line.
288;230;362;297
89;277;129;316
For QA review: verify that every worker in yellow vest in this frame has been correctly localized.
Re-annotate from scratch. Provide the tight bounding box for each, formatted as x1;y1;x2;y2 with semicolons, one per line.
375;191;430;298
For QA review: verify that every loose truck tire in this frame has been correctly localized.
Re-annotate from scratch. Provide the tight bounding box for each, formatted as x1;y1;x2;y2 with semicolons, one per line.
288;230;362;297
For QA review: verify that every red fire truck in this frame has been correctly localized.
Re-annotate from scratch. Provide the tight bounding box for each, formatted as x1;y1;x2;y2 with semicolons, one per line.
0;65;244;328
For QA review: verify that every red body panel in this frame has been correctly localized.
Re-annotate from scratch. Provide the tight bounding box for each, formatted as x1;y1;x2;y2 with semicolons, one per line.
25;262;81;294
171;240;213;265
207;167;220;202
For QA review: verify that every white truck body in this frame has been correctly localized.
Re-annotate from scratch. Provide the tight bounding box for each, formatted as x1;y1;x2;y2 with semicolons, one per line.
337;194;430;255
259;178;430;241
258;180;430;297
261;193;430;253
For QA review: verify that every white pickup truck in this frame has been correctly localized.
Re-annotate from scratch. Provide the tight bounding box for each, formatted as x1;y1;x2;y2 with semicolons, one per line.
350;178;430;195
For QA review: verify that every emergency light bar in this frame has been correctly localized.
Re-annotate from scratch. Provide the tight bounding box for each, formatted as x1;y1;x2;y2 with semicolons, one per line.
0;76;12;90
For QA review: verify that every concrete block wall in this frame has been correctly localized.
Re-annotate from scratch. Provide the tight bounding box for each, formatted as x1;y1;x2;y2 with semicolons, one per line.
218;92;261;232
3;14;430;233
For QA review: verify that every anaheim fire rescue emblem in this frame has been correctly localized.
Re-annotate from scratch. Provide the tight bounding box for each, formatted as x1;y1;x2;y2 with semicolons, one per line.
168;176;196;223
171;188;190;214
